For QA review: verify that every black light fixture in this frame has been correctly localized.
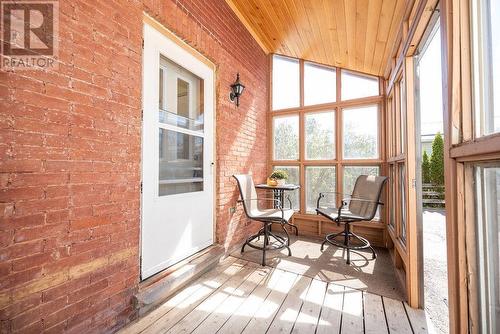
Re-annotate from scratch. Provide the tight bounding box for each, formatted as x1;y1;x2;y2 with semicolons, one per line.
229;73;245;107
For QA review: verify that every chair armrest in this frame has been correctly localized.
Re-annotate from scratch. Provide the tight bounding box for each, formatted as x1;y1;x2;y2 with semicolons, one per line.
316;191;385;210
316;191;347;209
237;198;286;220
344;197;384;205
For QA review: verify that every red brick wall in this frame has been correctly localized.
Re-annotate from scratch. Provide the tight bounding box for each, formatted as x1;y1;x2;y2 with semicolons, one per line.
0;0;268;332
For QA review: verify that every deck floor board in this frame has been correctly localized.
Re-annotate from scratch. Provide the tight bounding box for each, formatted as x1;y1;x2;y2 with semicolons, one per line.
120;256;429;334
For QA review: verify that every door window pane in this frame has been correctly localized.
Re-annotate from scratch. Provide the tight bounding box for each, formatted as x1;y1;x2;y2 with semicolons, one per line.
159;129;203;196
159;56;204;131
474;164;500;333
177;79;190;119
304;63;336;106
305;111;335;160
273;166;300;210
471;0;500;136
343;105;379;159
272;55;300;110
273;115;299;160
341;70;379;100
159;68;164;108
306;166;336;213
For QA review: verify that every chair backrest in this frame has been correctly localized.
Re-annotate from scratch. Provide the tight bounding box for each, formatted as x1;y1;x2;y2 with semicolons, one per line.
233;174;259;217
348;175;388;220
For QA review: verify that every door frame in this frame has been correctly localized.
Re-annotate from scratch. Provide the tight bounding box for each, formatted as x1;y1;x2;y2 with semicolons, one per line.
140;13;217;280
412;11;442;308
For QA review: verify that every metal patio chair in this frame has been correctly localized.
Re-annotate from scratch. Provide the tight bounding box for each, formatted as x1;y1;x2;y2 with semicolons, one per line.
316;175;388;265
233;174;293;266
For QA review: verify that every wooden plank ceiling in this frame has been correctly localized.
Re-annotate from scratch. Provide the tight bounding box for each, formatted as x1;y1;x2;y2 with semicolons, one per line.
226;0;407;77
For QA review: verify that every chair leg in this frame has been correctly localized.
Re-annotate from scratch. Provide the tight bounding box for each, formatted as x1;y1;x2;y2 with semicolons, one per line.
320;239;328;251
369;245;377;260
280;223;292;256
262;223;269;266
257;227;263;241
344;223;351;265
281;223;291;246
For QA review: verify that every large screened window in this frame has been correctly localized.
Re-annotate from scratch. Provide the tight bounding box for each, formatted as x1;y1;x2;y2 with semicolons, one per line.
344;166;380;218
342;105;379;159
273;166;300;210
343;166;380;195
471;0;500;136
304;62;336;106
273;115;299;160
305;166;336;213
271;55;383;216
305;111;335;160
272;55;300;110
341;70;380;101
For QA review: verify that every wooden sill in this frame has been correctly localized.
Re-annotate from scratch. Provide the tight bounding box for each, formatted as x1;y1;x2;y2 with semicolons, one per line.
133;244;225;316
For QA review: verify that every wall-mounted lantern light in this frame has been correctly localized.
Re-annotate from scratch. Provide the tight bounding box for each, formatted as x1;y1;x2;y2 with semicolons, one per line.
229;73;245;107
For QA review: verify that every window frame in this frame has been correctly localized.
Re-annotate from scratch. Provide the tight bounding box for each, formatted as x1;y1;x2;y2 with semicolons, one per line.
269;55;384;216
386;70;409;250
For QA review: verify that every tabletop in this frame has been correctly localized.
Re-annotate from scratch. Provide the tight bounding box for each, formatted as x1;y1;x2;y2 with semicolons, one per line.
255;183;300;190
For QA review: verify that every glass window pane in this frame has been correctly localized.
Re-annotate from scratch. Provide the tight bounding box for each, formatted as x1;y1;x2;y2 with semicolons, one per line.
177;79;190;119
273;166;300;210
304;63;336;106
159;129;203;196
343;166;380;195
159;56;204;131
305;111;335;160
389;165;396;228
273;115;299;160
343;105;379;159
272;55;300;110
343;166;380;218
471;0;500;136
415;22;444;144
474;164;500;333
306;166;336;213
399;164;407;243
399;79;407;154
341;70;379;100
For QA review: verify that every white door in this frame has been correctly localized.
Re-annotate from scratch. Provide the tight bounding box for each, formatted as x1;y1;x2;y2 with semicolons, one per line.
141;23;214;279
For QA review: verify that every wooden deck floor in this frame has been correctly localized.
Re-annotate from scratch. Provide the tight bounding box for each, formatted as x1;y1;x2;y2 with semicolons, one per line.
121;257;430;334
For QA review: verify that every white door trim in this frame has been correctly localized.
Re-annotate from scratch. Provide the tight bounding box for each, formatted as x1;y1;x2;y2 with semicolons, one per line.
141;20;216;280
